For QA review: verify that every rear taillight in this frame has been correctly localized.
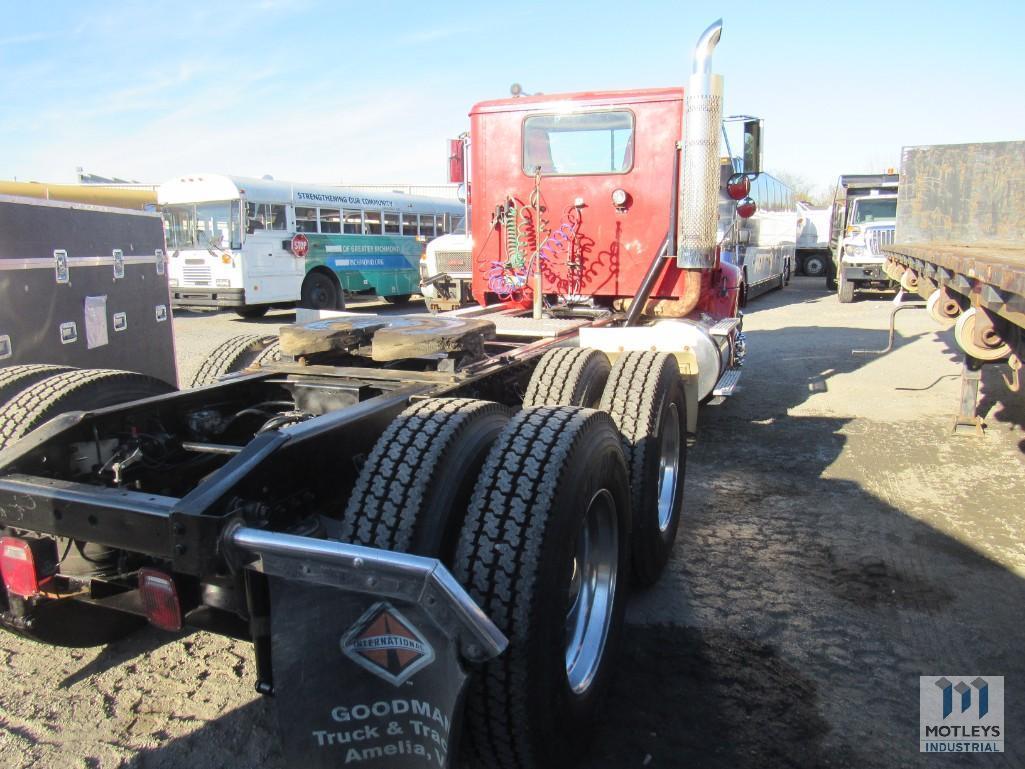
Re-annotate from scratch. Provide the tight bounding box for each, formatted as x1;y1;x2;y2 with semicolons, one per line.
1;536;55;597
138;568;182;631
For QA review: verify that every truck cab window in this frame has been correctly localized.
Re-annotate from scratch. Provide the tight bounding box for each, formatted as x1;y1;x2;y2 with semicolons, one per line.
523;111;634;176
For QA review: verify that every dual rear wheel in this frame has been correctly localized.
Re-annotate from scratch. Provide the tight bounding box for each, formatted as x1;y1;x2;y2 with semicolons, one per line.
340;349;687;769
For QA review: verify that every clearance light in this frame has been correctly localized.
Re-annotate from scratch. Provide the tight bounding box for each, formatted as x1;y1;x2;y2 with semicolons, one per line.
0;537;55;597
138;568;183;631
727;175;751;201
221;254;232;265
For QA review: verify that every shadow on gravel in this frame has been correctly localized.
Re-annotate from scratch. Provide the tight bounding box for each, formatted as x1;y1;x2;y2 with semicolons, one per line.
58;627;191;689
600;409;1025;768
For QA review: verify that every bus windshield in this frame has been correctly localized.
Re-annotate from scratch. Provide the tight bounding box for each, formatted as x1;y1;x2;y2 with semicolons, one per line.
163;201;242;250
851;198;896;224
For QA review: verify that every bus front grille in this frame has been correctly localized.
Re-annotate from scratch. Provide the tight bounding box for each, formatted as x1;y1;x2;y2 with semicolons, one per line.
436;250;472;274
182;266;212;285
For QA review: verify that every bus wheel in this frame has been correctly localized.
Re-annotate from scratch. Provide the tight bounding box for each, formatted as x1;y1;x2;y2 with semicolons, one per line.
235;306;269;319
523;348;611;408
338;398;510;561
599;352;686;587
300;271;341;310
455;406;630;769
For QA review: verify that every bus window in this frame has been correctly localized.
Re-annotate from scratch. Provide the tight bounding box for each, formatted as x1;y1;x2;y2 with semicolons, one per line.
401;213;417;236
420;214;436;238
437;214;449;235
451;213;466;234
296;206;318;233
246;202;264;233
320;208;341;233
363;210;382;235
257;204;287;231
343;209;362;234
383;212;400;234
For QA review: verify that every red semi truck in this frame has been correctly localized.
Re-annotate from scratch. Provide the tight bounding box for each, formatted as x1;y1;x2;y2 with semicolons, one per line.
0;20;762;769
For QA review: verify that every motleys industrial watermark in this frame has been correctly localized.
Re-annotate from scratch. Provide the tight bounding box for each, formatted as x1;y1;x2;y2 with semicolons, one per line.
920;675;1004;752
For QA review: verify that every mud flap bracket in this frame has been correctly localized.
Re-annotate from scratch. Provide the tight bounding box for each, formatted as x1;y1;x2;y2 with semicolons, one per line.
227;526;507;769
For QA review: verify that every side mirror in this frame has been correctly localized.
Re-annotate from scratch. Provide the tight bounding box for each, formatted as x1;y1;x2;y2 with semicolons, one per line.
448;138;465;184
742;119;762;176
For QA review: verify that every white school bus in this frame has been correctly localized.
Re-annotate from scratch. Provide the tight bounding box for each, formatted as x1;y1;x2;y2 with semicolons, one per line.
160;174;464;317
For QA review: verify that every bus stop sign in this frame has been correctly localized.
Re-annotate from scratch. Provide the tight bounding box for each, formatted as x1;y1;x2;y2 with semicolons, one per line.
291;233;310;258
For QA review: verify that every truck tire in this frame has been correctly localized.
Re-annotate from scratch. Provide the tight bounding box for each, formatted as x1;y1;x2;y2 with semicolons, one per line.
455;406;631;769
599;352;686;587
0;364;73;407
235;305;269;319
189;334;278;388
339;398;510;561
522;348;611;408
802;253;826;278
838;271;856;303
826;260;838;291
0;368;175;451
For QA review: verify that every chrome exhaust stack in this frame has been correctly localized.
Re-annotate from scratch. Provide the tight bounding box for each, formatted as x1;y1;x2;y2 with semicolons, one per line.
677;19;724;270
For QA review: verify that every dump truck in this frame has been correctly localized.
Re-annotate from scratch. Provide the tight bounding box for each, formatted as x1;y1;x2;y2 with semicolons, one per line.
879;140;1025;433
0;20;760;769
796;201;830;277
827;173;899;301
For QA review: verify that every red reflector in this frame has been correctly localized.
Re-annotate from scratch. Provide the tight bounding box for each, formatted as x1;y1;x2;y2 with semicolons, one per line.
138;568;182;631
1;537;42;597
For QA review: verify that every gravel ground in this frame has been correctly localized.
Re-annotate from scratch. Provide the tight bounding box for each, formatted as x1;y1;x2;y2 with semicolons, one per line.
1;277;1023;768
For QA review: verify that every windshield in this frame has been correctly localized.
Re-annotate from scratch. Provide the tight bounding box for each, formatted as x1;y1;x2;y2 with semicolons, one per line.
162;201;242;249
852;198;897;224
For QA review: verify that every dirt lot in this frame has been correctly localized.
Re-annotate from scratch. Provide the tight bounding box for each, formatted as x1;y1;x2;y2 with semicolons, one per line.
1;278;1023;768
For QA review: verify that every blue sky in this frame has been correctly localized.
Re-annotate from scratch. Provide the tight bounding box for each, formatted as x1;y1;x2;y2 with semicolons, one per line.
1;0;1023;197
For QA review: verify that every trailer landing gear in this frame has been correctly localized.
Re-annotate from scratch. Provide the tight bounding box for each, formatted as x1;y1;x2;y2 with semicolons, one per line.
953;356;986;436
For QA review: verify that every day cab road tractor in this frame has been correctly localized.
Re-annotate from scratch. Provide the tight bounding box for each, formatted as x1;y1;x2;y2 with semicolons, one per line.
0;20;763;769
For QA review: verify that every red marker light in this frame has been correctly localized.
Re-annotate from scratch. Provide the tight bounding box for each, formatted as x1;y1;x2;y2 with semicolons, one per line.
736;197;757;219
1;537;43;597
727;175;750;201
138;568;183;631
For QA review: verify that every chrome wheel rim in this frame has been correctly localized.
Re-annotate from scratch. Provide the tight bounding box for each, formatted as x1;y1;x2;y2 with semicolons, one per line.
656;402;681;532
565;488;618;695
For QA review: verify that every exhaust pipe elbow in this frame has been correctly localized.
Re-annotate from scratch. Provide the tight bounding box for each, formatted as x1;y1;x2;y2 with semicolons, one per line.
692;19;723;75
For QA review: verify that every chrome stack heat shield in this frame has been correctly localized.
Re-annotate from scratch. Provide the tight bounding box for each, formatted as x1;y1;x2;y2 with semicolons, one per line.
677;19;724;270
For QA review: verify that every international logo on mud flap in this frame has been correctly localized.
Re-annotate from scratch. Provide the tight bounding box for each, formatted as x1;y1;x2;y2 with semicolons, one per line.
920;675;1003;752
341;602;436;687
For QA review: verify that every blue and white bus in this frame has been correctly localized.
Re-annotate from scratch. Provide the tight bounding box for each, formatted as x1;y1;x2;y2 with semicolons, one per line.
718;167;798;304
160;174;464;317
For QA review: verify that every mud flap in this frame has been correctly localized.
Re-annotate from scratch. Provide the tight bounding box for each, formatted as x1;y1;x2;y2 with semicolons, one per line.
270;580;468;767
226;527;506;769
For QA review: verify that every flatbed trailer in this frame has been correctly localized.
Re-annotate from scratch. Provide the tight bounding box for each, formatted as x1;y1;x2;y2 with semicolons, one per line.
0;20;759;769
880;141;1025;432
